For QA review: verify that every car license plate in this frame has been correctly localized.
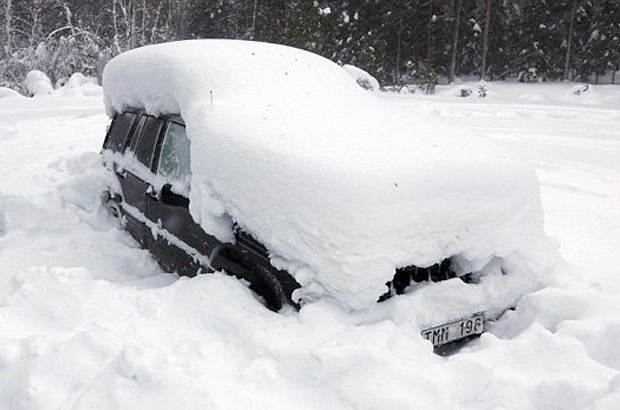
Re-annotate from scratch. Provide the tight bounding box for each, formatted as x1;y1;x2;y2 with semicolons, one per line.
421;313;484;347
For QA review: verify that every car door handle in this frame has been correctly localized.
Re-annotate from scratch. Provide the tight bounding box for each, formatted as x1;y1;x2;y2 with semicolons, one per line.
146;184;160;200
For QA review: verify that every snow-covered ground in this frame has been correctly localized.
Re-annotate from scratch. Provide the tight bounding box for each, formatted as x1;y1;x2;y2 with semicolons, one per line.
0;82;619;409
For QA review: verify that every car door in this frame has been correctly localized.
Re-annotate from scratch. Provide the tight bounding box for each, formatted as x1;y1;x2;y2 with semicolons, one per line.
102;112;148;246
119;114;164;247
147;119;219;276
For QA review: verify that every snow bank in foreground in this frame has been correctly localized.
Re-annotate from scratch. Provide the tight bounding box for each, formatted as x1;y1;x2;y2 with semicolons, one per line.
0;261;616;410
24;70;54;97
342;64;381;91
103;40;551;309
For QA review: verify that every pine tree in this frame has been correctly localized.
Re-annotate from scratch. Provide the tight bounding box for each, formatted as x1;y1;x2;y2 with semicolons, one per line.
479;0;491;80
448;0;462;83
457;0;483;78
563;0;578;80
519;0;567;81
598;0;620;83
486;0;521;80
572;0;601;82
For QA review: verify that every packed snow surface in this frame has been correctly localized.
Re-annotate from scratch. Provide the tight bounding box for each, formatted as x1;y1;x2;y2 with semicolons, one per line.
103;40;548;308
1;81;619;409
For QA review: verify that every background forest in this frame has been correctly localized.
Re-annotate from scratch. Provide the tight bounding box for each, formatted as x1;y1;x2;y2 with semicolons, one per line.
1;0;619;93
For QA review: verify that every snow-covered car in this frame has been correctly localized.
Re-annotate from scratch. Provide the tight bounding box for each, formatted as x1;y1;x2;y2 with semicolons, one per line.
101;40;550;349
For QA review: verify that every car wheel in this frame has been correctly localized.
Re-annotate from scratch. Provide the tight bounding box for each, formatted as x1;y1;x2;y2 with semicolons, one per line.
101;191;123;219
246;264;289;312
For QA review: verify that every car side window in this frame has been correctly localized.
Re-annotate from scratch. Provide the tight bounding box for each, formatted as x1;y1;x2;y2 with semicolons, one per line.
104;112;137;152
132;116;164;169
157;121;191;182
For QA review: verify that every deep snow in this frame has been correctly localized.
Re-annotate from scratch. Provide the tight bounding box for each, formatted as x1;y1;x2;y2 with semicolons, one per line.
0;81;619;409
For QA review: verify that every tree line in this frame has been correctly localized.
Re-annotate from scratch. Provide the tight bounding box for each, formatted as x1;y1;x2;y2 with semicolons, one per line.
1;0;619;93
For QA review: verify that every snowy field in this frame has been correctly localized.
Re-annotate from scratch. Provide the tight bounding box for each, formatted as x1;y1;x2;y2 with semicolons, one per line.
0;82;619;409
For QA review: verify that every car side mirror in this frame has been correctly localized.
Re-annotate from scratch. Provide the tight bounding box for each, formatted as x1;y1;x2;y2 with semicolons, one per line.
160;184;190;208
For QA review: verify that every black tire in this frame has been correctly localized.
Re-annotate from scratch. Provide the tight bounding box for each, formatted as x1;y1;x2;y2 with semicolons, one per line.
246;264;289;312
101;190;122;219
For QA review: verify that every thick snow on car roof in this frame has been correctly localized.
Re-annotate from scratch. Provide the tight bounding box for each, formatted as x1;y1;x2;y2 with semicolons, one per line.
103;39;363;117
103;40;548;309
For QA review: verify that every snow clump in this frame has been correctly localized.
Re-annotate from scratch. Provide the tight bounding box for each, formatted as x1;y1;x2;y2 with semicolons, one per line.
23;70;54;97
58;73;103;97
342;64;381;91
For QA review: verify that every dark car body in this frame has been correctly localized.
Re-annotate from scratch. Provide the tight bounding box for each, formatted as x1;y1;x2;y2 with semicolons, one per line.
101;110;303;310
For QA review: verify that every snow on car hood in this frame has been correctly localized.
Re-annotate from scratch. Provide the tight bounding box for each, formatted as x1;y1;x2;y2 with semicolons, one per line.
103;40;547;309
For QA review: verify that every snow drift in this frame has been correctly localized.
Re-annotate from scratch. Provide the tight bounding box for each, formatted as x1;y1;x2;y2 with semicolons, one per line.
0;87;24;99
342;64;381;91
61;73;103;97
103;40;549;309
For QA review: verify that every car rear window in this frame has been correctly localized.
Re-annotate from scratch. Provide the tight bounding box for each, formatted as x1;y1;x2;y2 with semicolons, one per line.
133;116;164;169
104;113;137;152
